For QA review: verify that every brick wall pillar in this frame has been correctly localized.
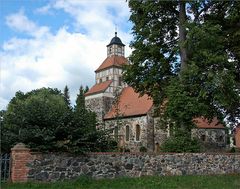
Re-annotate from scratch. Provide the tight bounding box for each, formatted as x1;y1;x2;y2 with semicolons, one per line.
11;143;32;182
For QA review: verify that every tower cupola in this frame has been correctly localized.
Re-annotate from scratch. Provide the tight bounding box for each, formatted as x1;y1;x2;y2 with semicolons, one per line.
107;32;125;57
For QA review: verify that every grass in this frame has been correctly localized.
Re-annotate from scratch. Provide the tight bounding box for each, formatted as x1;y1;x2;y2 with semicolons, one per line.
1;174;240;189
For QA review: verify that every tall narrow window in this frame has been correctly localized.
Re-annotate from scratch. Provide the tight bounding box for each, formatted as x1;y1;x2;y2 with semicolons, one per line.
106;76;109;81
126;125;130;141
118;76;122;86
217;135;224;142
99;78;102;83
201;134;206;142
114;126;118;140
136;124;140;141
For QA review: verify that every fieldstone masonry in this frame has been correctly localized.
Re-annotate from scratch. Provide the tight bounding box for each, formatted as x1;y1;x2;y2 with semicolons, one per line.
85;96;114;126
11;144;240;182
105;116;149;152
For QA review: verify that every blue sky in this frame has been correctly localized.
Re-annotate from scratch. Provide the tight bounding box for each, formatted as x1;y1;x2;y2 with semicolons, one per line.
0;0;133;109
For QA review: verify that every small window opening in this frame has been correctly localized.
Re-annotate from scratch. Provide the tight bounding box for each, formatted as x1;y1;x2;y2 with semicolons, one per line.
114;126;118;140
126;125;130;141
201;134;206;142
118;76;122;86
136;124;140;141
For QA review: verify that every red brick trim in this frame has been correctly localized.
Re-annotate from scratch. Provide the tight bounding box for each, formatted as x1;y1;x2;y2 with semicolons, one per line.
11;143;32;183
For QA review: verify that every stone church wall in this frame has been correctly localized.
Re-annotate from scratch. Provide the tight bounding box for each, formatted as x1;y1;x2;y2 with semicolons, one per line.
104;116;149;152
153;117;168;152
192;128;227;150
86;96;114;126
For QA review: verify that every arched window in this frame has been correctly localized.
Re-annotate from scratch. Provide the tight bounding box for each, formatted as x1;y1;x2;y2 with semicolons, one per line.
136;124;140;141
126;125;130;141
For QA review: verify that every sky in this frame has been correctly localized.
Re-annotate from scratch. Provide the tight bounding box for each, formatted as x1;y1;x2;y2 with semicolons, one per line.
0;0;133;109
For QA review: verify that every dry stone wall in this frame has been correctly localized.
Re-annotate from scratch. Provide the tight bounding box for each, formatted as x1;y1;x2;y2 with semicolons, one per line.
26;152;240;182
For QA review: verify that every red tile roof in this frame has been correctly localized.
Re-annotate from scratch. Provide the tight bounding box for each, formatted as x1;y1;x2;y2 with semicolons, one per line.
193;117;225;129
104;87;153;119
95;55;127;72
85;80;112;96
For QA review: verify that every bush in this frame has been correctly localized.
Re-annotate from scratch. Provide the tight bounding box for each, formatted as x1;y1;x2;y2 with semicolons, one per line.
119;147;131;152
229;147;236;153
139;146;147;152
161;130;201;153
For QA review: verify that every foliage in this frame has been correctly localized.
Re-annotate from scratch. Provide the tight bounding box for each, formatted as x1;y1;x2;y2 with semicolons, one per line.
125;1;240;132
63;85;71;108
229;147;236;153
139;146;147;152
2;88;70;152
2;174;240;189
1;87;116;153
161;130;201;153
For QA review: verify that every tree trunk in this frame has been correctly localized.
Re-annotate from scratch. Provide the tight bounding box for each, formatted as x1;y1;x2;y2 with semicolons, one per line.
179;1;188;72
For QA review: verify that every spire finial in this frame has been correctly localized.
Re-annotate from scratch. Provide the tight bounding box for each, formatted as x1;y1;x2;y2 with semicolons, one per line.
115;25;117;37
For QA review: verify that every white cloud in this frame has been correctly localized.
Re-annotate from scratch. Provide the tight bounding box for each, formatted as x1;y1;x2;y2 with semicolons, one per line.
35;4;52;15
6;9;49;38
1;1;132;109
52;0;132;41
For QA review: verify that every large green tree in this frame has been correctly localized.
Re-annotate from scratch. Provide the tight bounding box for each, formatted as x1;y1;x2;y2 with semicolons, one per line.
124;0;240;131
1;87;117;153
2;88;70;152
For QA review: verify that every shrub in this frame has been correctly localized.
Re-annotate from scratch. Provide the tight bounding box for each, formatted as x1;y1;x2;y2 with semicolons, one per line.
161;130;201;153
229;147;236;153
139;146;147;152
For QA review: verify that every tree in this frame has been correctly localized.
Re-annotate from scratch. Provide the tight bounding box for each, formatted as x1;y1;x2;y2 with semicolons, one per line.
1;86;117;153
63;85;71;108
124;0;240;132
70;86;116;153
2;88;70;152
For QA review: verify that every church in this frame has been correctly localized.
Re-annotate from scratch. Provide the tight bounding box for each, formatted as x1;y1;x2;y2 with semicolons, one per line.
85;33;227;152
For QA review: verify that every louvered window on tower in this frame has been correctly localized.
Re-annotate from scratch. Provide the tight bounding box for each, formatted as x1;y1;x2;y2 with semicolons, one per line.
118;76;122;86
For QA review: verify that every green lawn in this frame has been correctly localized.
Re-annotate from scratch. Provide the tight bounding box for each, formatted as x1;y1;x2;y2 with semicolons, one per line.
2;174;240;189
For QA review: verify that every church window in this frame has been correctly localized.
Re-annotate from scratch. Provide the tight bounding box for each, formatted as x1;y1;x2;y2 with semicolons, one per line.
126;125;130;141
118;76;122;86
217;135;224;142
136;124;140;141
114;126;118;140
201;134;206;142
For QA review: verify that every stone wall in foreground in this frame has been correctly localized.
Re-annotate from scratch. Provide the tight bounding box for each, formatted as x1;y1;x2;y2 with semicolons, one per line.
11;144;240;182
27;153;240;182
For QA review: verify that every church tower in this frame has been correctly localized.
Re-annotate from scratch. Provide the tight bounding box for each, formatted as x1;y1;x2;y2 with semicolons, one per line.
85;32;128;126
